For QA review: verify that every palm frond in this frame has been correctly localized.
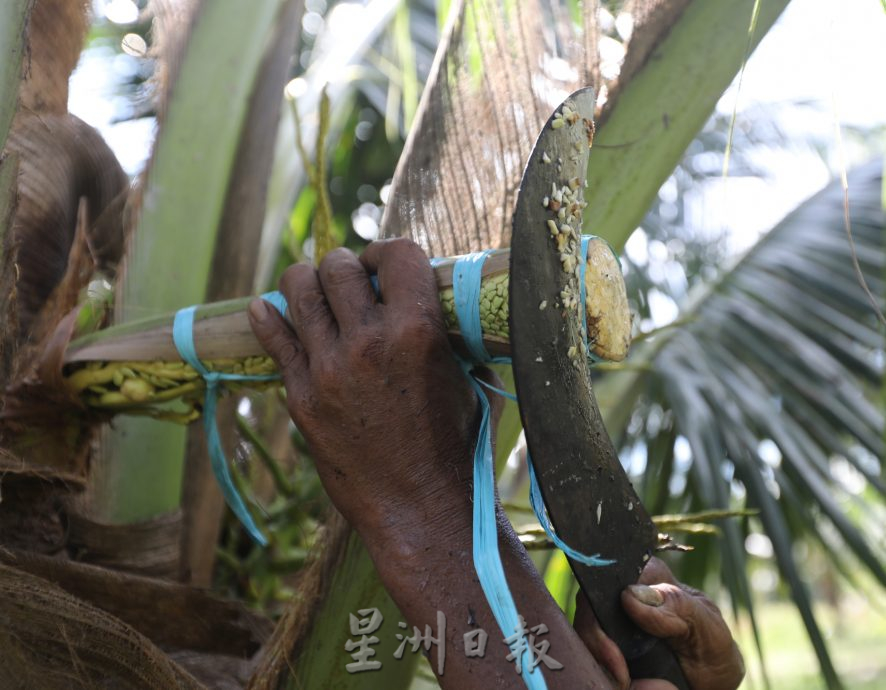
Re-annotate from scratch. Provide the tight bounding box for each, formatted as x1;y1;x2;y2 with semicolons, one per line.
600;161;885;689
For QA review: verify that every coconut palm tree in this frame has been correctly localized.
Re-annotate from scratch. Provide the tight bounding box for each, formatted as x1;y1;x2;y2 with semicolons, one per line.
1;1;881;689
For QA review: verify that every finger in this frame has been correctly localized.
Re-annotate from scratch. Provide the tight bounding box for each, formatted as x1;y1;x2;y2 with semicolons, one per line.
359;238;440;320
248;298;308;392
317;247;378;332
638;556;679;587
574;591;630;690
278;263;337;355
621;583;694;642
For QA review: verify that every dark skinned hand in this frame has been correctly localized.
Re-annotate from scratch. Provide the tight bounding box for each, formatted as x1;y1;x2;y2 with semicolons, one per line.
248;239;480;543
573;557;745;690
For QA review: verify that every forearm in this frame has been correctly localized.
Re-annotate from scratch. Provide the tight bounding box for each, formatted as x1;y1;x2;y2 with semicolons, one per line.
359;495;615;689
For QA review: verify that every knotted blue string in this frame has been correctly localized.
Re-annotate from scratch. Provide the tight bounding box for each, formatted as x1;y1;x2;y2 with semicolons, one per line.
451;251;542;686
521;237;614;564
450;242;618;689
461;359;546;688
172;299;287;547
527;459;615;567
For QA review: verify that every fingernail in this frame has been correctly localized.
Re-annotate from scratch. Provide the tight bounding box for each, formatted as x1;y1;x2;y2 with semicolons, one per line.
628;584;664;607
249;299;270;321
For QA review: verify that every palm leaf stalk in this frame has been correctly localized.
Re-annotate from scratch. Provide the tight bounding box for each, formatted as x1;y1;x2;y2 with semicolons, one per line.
581;0;790;244
92;0;294;525
0;0;30;148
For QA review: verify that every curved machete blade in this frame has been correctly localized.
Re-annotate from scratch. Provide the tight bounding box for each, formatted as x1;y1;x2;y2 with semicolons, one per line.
509;87;688;688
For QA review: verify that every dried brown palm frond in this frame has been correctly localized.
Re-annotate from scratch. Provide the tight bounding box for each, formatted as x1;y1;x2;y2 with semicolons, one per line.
0;0;127;488
380;0;692;256
1;0;127;362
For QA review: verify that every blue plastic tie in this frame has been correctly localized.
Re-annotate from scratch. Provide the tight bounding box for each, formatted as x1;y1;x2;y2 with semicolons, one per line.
173;304;284;546
512;235;614;565
527;456;615;567
452;251;497;363
462;361;547;688
450;250;542;686
451;240;624;689
518;235;613;565
260;290;288;316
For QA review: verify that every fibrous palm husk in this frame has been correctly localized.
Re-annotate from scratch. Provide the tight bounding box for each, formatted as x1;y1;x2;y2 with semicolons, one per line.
0;559;202;690
0;0;128;488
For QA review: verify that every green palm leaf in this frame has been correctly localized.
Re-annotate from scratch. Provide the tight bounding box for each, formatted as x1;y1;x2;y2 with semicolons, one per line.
599;161;884;689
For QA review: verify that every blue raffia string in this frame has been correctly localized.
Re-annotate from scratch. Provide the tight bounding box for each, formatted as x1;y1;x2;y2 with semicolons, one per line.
527;460;615;567
259;290;288;316
452;241;619;688
453;251;498;363
173;298;287;546
452;251;544;688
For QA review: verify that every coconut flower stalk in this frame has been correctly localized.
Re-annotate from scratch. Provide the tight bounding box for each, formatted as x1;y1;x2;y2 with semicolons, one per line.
62;239;631;419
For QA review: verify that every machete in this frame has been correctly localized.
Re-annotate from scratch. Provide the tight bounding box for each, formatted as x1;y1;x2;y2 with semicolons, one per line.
509;87;689;689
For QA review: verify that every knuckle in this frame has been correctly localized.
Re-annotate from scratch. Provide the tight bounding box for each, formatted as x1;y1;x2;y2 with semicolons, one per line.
663;585;697;620
322;246;354;264
274;337;302;370
322;256;359;288
393;315;444;352
280;262;312;290
348;329;387;367
387;236;419;252
294;291;328;323
386;237;427;264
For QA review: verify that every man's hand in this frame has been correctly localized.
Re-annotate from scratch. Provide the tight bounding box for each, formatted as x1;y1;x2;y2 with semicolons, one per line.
573;557;745;690
248;239;479;543
249;240;618;689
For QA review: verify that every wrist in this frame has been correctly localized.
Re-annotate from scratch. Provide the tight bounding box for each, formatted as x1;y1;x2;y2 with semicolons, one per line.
333;436;477;544
355;483;474;559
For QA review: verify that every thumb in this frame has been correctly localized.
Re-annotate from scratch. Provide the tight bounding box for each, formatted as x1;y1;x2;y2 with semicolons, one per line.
247;298;308;391
621;583;694;644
